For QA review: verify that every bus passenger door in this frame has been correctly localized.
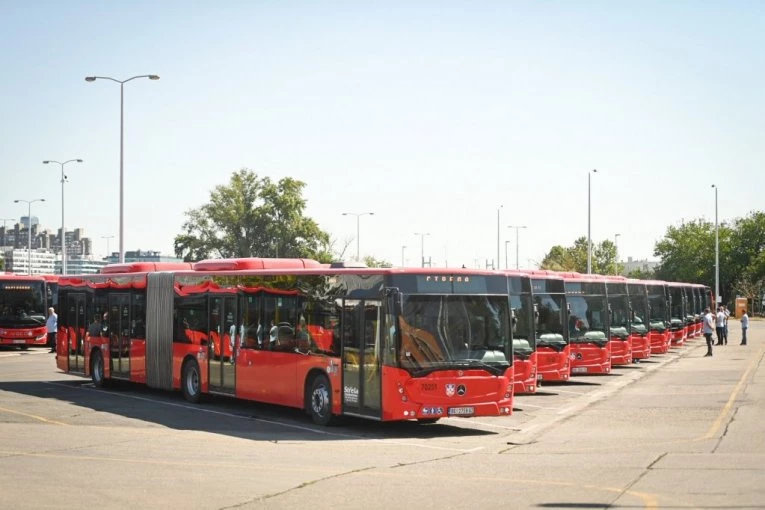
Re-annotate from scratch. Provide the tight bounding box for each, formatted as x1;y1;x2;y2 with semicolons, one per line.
66;293;86;373
341;299;382;419
109;294;131;379
208;295;236;395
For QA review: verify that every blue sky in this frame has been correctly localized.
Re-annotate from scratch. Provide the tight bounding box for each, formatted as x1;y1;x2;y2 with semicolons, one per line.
2;1;763;268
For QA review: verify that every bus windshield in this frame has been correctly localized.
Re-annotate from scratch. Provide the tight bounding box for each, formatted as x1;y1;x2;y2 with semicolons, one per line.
398;294;510;375
509;293;534;355
567;295;608;345
609;295;631;329
0;280;46;327
534;293;567;347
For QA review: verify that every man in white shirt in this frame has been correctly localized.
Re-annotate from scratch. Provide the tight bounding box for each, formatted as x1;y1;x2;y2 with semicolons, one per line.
741;310;749;346
715;308;726;346
46;307;57;353
702;307;715;357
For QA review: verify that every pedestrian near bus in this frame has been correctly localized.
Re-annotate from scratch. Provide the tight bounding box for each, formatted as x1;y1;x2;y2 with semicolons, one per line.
722;305;730;345
702;307;715;357
715;307;726;345
46;307;57;353
741;309;749;346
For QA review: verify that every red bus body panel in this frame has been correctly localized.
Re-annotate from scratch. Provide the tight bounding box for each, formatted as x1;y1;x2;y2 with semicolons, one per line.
630;333;651;360
536;345;571;382
513;352;538;394
569;342;611;375
609;338;632;366
649;330;671;354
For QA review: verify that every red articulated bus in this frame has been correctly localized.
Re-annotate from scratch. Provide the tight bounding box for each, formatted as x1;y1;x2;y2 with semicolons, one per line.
526;270;570;382
645;281;671;354
56;259;514;425
0;274;58;349
625;279;651;361
560;272;611;376
507;271;537;394
665;282;689;346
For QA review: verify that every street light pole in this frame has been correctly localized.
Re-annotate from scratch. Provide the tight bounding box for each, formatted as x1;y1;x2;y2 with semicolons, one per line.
401;245;406;267
14;198;45;275
43;159;83;275
614;233;621;275
504;240;510;270
712;184;719;304
342;212;374;260
508;225;527;270
496;205;503;270
86;74;159;264
587;169;598;274
414;232;430;268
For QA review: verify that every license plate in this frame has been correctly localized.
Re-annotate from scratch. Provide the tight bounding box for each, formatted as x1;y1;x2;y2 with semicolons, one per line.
571;367;587;374
12;339;25;344
536;374;543;380
448;406;475;416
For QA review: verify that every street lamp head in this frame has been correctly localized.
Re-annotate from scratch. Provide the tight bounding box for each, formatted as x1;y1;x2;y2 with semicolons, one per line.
85;76;96;82
43;160;50;164
76;159;83;163
13;200;19;204
149;75;160;80
711;184;716;188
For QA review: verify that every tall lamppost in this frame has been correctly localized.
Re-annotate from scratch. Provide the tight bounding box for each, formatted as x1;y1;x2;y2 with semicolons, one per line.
504;240;511;270
342;211;374;261
102;235;115;260
712;184;719;304
508;225;527;270
414;232;430;268
43;159;83;275
496;205;503;270
14;198;45;275
401;245;407;267
614;233;621;275
85;74;160;264
587;169;598;274
0;218;13;247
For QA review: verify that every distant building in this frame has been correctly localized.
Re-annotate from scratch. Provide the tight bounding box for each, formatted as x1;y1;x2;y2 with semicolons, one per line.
3;249;56;275
621;257;659;275
57;257;108;275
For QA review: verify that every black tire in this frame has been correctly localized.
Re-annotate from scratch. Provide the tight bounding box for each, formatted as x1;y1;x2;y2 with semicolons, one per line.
308;374;333;426
181;359;201;403
417;418;440;425
19;345;29;351
91;350;106;388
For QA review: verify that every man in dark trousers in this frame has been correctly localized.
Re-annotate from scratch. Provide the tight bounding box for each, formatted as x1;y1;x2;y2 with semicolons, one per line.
46;307;57;353
702;307;715;357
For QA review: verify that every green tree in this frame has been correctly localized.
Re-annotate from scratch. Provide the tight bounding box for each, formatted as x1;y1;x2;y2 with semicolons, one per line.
174;169;331;262
363;255;393;268
540;237;618;274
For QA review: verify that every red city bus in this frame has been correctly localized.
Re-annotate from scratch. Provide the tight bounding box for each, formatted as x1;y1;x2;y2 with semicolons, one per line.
507;271;537;394
596;275;632;366
56;259;514;425
526;270;570;382
561;272;611;375
625;279;651;361
666;282;689;346
688;284;704;338
0;274;57;349
645;281;671;354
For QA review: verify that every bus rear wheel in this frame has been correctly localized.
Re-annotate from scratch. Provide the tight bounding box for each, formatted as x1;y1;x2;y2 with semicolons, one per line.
417;418;440;425
308;374;333;426
91;350;106;388
182;359;201;403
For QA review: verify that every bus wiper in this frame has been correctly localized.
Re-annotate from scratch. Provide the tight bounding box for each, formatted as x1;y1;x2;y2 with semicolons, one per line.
454;359;505;376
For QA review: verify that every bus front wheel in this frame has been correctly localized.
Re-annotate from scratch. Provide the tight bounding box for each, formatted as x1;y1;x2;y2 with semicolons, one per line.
91;350;106;388
308;374;333;426
182;359;201;403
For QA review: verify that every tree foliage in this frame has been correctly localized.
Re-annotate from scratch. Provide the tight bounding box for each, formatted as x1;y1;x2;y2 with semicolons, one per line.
540;237;619;274
174;169;331;262
653;211;765;306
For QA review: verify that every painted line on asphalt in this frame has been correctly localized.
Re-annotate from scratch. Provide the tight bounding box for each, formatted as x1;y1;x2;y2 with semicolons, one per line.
701;342;765;440
0;404;69;426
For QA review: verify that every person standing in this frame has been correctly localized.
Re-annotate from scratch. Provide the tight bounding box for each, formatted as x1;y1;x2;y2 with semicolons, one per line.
702;307;715;357
46;307;58;353
741;309;749;345
722;305;730;345
715;307;726;345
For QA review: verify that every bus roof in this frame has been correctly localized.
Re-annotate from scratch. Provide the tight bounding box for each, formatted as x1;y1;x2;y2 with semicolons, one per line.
100;262;194;274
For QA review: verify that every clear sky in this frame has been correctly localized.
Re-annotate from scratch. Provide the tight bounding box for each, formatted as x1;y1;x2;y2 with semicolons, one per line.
2;1;763;269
